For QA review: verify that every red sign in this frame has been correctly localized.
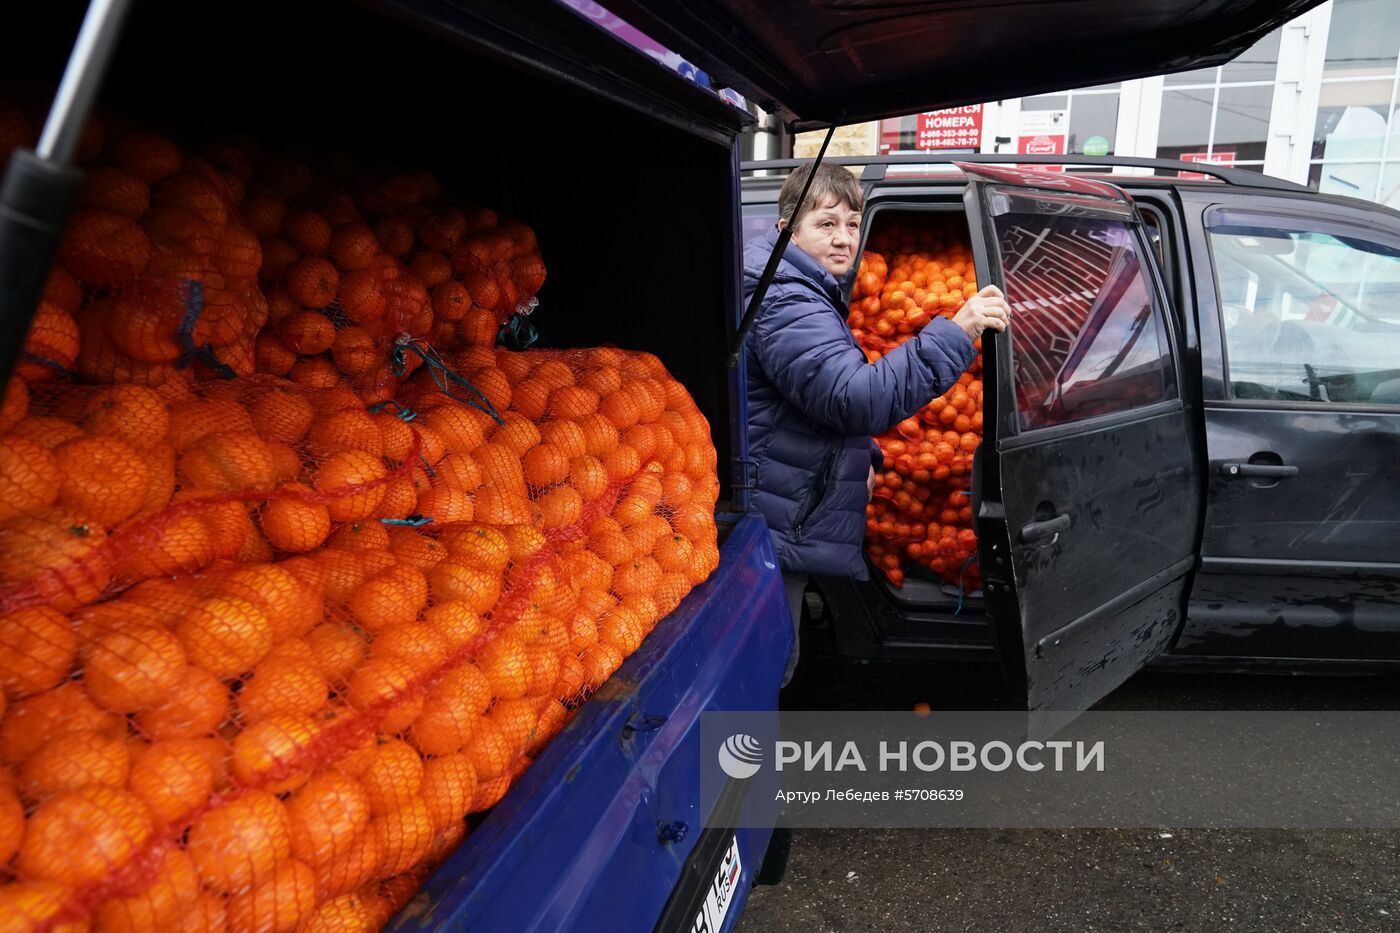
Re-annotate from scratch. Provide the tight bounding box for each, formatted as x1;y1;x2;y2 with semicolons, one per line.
1016;132;1066;172
914;105;983;150
1018;134;1065;156
1178;150;1235;179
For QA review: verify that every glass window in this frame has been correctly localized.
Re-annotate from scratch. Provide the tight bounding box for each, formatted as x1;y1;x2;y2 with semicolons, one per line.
1312;88;1396;162
1324;0;1400;78
1209;218;1400;404
1307;0;1400;204
1157;88;1216;159
993;212;1177;430
1156;27;1284;171
1166;66;1218;88
1067;94;1119;155
1221;30;1281;83
1211;85;1273;161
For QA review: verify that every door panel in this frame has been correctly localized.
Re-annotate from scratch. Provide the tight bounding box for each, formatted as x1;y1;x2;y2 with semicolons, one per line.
998;410;1198;706
958;162;1202;710
1179;198;1400;661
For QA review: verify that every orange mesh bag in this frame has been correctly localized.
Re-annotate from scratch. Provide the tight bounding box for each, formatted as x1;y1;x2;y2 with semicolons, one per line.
9;100;546;407
0;104;713;932
22;123;271;395
243;156;548;404
847;217;984;590
0;342;720;930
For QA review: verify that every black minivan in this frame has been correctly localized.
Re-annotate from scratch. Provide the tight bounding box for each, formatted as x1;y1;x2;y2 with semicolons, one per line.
743;155;1400;711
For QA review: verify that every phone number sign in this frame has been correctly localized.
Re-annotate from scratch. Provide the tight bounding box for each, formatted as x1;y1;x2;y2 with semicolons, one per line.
916;105;983;150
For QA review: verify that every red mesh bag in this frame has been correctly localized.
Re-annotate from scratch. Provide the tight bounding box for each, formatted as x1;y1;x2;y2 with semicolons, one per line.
0;106;718;933
847;216;984;590
245;155;547;407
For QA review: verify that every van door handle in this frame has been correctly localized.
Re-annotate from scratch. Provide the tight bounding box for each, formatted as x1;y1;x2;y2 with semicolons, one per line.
1220;463;1298;479
1019;513;1070;543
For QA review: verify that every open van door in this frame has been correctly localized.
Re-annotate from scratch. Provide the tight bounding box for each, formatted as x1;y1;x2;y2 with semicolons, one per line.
958;164;1203;712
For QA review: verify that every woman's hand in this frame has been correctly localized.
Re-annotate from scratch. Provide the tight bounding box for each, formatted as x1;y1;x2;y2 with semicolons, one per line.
952;285;1011;341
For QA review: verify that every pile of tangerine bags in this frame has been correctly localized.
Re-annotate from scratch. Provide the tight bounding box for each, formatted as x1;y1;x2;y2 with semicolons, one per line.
0;103;720;931
846;218;984;590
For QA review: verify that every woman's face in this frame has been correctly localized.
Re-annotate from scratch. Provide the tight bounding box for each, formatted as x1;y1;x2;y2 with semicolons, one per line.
782;198;861;278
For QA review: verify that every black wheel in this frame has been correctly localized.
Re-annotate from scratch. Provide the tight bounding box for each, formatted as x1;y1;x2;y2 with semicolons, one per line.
754;827;792;885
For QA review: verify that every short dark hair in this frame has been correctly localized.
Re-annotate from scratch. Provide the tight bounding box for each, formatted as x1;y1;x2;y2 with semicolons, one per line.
777;163;863;226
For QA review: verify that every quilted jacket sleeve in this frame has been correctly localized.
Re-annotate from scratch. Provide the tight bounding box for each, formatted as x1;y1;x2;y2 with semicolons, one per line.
753;287;977;436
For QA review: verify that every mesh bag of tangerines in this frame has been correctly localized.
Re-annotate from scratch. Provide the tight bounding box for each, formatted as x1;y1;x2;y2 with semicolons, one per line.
0;103;720;932
846;217;984;592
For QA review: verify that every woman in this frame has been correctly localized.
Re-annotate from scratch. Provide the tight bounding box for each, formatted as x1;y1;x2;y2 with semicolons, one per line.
743;162;1010;684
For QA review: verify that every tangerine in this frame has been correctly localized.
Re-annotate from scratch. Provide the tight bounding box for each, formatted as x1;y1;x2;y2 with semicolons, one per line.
126;739;216;828
0;606;76;699
187;790;291;893
19;728;130;799
18;785;153;886
287;770;370;868
175;595;272;679
52;435;150;526
82;624;186;713
224;856;318;933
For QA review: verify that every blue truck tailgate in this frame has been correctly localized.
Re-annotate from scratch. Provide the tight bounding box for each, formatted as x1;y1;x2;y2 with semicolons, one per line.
388;512;790;932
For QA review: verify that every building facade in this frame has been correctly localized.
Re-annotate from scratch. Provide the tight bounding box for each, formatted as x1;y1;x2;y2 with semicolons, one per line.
776;0;1400;207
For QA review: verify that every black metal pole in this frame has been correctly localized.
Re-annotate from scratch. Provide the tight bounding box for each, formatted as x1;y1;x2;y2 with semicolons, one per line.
727;121;839;370
0;0;133;389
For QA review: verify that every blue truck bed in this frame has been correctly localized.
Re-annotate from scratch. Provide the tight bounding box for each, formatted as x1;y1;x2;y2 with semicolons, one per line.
388;513;790;932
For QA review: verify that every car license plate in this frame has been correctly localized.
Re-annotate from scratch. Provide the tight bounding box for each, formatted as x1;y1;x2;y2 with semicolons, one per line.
690;835;743;933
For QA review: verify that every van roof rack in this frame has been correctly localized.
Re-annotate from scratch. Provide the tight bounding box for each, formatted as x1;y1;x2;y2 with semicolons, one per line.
740;153;1308;192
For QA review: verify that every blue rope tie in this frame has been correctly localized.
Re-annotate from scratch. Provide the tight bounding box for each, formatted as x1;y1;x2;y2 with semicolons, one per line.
497;312;540;351
174;280;236;380
21;352;78;380
381;515;433;527
418;454;436;478
366;399;418;422
391;336;504;426
955;552;979;616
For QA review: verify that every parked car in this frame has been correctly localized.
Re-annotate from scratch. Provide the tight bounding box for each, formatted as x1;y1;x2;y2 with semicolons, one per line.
743;154;1400;710
0;0;1325;928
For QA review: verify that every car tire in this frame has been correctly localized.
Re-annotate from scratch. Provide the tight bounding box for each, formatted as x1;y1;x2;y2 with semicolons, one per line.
755;827;792;885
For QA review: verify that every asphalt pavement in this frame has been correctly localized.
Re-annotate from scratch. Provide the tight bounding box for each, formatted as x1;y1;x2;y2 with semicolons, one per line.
735;617;1400;932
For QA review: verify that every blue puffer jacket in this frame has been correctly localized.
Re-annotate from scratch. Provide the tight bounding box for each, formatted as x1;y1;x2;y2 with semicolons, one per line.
744;227;977;579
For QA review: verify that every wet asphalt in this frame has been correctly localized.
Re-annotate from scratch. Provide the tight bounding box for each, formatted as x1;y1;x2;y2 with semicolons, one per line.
734;620;1400;933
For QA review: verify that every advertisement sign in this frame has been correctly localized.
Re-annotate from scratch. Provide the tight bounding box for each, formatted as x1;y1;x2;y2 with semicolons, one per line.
914;105;984;150
1082;135;1111;157
1179;150;1235;179
1017;109;1067;171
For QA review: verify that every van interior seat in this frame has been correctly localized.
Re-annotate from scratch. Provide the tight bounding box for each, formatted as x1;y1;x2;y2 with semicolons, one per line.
1370;377;1400;404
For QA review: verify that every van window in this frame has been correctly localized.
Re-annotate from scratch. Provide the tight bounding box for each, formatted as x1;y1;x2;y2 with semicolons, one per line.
743;205;779;245
1208;217;1400;405
993;213;1177;430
